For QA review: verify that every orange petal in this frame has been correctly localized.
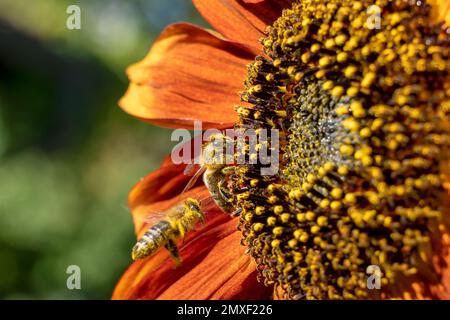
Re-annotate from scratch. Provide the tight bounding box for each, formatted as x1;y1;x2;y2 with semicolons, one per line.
113;208;272;300
429;0;450;25
192;0;292;51
119;23;256;129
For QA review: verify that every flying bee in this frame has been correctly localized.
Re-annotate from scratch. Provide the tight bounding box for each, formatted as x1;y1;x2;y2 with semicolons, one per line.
131;197;204;264
183;133;237;214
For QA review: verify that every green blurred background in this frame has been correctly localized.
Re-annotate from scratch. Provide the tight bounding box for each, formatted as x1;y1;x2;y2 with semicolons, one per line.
0;0;205;299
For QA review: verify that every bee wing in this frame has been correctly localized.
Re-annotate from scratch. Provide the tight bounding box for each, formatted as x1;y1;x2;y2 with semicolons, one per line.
140;200;188;226
181;165;206;195
139;209;170;226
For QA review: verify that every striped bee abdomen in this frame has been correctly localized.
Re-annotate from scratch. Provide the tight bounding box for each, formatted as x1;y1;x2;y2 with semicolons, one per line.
131;220;171;260
130;198;204;264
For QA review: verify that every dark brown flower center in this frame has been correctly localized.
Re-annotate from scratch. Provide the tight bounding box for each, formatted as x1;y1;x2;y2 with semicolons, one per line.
228;0;450;299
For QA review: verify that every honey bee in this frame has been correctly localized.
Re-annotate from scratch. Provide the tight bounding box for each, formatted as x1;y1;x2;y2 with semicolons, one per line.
131;198;204;264
131;133;237;264
182;133;237;214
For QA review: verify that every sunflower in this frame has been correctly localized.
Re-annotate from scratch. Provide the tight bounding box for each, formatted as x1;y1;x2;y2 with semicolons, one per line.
113;0;450;300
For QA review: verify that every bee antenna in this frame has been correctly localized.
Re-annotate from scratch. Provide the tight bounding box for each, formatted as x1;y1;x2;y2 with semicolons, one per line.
180;165;206;196
198;194;212;203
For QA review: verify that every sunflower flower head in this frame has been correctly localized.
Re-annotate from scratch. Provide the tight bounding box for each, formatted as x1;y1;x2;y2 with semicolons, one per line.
230;0;450;299
115;0;450;301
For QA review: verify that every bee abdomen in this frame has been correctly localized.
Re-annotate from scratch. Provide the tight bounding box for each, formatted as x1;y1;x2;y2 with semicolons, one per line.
131;220;171;260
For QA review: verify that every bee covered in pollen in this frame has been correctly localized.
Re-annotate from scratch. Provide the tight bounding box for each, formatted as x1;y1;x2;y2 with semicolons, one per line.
131;197;204;264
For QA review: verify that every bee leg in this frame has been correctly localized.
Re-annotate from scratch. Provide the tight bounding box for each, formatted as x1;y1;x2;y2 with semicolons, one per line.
218;179;233;204
231;208;242;217
177;221;186;239
165;239;181;266
211;180;235;214
219;166;235;203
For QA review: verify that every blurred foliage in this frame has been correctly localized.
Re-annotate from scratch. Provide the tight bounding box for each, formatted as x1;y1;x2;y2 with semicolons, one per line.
0;0;204;299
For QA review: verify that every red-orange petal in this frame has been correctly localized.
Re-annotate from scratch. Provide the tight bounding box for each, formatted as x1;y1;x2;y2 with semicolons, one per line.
192;0;292;51
113;207;272;300
119;23;256;130
429;0;450;25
